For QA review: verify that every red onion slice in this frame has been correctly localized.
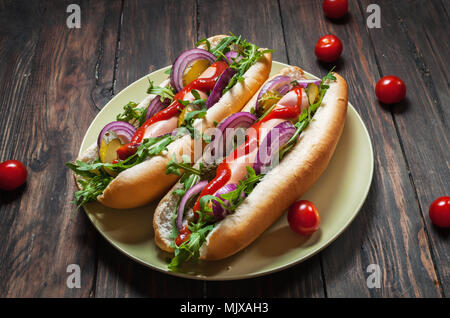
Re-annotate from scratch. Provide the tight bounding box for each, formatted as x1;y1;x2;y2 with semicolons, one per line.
177;180;208;231
255;76;292;113
205;67;236;108
253;121;296;174
206;112;257;158
97;121;136;149
224;51;243;65
212;183;245;220
170;48;216;92
145;96;171;121
292;79;321;88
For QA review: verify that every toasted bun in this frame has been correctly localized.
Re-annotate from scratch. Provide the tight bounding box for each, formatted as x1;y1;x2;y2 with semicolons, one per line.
153;67;348;259
74;35;272;209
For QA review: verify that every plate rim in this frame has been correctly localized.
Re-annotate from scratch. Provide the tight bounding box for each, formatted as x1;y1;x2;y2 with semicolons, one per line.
79;61;374;281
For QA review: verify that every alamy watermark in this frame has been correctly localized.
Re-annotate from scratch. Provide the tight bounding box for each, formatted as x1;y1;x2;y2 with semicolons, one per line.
366;264;381;288
66;264;81;289
66;4;81;29
366;4;381;29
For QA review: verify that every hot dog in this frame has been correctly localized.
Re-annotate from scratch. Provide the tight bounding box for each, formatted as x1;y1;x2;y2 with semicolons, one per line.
67;34;272;209
153;66;348;269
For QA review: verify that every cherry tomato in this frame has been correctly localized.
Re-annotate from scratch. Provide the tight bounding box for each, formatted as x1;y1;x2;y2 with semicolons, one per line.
323;0;348;19
429;196;450;228
314;34;343;63
375;75;406;104
288;200;321;235
0;160;28;191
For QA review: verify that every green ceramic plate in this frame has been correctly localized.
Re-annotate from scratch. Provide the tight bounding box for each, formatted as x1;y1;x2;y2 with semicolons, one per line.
79;61;374;280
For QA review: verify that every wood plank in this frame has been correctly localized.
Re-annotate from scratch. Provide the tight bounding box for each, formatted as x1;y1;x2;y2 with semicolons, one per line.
359;0;449;295
279;0;442;297
197;0;325;298
93;0;205;297
0;0;121;296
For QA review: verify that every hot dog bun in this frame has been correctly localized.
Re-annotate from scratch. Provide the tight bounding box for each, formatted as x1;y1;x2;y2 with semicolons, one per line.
74;35;272;209
153;66;348;260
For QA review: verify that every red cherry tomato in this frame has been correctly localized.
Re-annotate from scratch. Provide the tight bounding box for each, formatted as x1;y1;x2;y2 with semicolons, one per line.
375;75;406;104
323;0;348;19
288;200;321;235
429;196;450;228
0;160;27;191
314;34;343;63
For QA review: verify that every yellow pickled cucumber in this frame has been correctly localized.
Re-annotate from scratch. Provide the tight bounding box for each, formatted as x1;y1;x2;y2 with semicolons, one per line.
177;105;194;127
99;138;122;176
306;84;319;105
258;90;282;114
182;59;211;87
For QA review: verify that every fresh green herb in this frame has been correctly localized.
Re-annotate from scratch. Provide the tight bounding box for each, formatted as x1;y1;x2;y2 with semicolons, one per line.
67;135;175;206
195;37;211;52
116;101;147;126
73;173;114;208
164;67;172;75
177;90;208;139
146;79;176;102
280;68;337;159
257;103;277;122
208;34;274;95
212;166;263;212
165;154;202;176
168;222;214;270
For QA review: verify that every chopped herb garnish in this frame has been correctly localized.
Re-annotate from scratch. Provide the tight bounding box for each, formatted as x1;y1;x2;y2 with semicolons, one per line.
67;134;175;207
146;79;176;102
280;68;337;159
116;101;147;126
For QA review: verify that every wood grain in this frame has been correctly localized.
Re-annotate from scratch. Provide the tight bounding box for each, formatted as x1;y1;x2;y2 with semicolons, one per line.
279;0;442;297
0;0;447;298
0;0;121;297
360;0;449;295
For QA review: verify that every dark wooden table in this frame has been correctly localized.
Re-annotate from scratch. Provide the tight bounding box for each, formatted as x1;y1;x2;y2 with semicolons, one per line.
0;0;448;298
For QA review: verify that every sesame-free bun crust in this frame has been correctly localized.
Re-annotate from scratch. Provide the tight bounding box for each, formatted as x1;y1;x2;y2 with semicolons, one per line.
74;35;272;209
153;67;348;259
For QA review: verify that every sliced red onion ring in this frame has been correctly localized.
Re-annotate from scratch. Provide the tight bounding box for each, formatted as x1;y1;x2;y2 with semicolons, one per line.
277;84;291;95
255;75;292;113
177;180;208;231
253;121;296;174
207;112;257;158
97;121;136;149
212;183;245;220
205;67;236;108
145;96;171;121
224;51;242;65
170;48;216;92
292;79;321;88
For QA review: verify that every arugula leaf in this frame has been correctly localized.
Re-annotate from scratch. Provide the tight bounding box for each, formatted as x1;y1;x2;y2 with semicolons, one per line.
165;153;202;176
168;223;214;271
73;173;114;208
67;134;175;206
116;101;147;126
146;79;176;102
279;68;337;159
207;34;274;95
195;37;211;52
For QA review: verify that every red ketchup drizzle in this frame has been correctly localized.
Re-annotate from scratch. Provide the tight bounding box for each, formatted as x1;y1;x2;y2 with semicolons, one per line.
116;61;229;160
191;86;304;213
175;79;304;244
